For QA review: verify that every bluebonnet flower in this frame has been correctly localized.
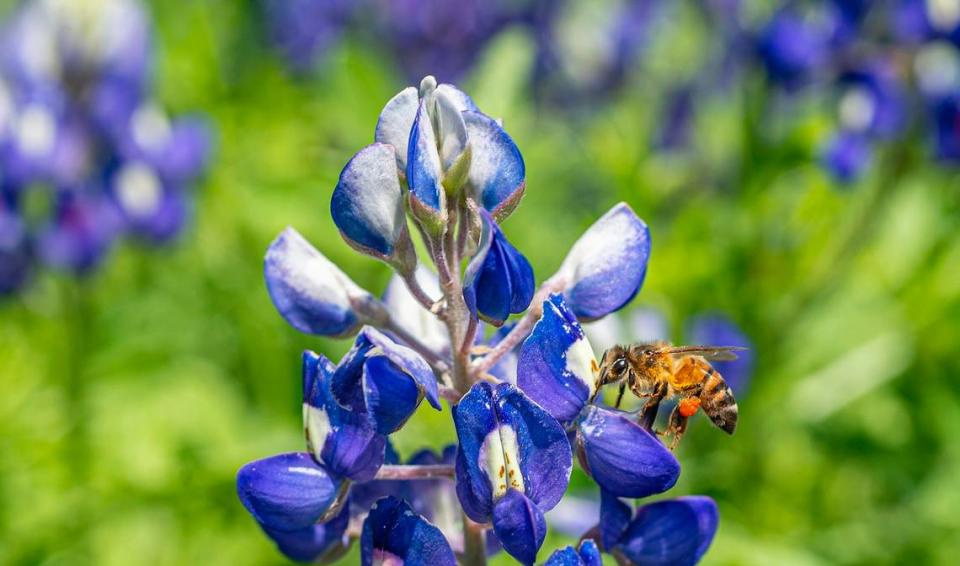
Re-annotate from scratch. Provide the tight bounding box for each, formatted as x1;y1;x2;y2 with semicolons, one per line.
241;76;724;565
453;381;572;563
0;0;210;295
464;211;535;326
263;0;352;73
603;496;719;565
361;496;456;565
544;539;602;566
755;6;831;90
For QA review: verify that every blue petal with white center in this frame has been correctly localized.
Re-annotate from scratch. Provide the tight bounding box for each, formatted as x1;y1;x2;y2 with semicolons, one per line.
264;227;370;337
517;293;597;425
331;143;408;259
556;203;651;321
544;540;602;566
236;452;342;532
360;496;456;566
463;111;525;220
491;488;547;565
687;314;754;395
452;382;572;525
464;212;535;326
261;502;350;563
612;497;719;566
406;99;445;215
577;405;680;498
302;351;386;482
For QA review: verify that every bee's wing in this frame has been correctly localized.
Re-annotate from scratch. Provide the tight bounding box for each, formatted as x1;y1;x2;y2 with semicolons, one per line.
662;345;747;361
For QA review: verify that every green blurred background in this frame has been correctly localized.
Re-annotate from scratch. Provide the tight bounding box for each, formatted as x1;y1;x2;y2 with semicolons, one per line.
2;1;960;564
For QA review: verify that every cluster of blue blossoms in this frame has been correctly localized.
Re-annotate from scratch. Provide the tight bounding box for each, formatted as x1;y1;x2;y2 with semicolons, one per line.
237;76;720;564
0;0;210;294
263;0;655;104
660;0;960;183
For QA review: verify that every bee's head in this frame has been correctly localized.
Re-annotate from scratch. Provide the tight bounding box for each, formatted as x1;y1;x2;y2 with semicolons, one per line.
599;346;631;385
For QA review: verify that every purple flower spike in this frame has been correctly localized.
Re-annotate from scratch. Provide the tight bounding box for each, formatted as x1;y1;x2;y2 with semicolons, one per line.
236;452;343;532
302;351;386;482
492;488;547;565
331;143;413;265
577;405;680;499
329;327;441;433
611;497;719;566
360;496;456;566
687;314;754;396
463;111;525;220
453;381;572;564
464;212;535;326
544;539;603;566
264;227;373;337
555;203;651;321
261;503;350;563
517;294;598;426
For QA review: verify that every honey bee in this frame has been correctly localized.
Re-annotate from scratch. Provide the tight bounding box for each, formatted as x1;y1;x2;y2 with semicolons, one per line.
595;341;745;449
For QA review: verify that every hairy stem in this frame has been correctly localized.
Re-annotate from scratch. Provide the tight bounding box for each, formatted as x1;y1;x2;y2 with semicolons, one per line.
400;268;441;313
435;198;474;395
374;464;455;480
470;277;566;377
319;479;353;522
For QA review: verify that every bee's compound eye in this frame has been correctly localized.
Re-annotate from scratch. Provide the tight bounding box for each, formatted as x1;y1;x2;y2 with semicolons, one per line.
613;358;628;373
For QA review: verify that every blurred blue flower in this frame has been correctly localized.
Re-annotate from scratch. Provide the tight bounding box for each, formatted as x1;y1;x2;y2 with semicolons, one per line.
931;93;960;161
464;211;535;326
0;0;209;294
687;314;755;396
361;496;457;566
453;381;572;563
755;6;830;89
821;130;872;184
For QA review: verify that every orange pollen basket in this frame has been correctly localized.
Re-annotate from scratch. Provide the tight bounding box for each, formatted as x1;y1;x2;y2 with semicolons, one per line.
678;397;701;418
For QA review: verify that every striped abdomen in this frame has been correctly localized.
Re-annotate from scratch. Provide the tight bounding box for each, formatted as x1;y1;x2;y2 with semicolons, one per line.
699;369;738;434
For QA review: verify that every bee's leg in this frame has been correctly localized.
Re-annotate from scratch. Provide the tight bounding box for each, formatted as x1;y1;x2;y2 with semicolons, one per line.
666;404;690;450
614;381;627;408
638;382;667;432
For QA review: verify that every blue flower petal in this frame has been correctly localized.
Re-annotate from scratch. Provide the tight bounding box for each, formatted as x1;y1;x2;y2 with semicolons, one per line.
364;326;442;410
577;405;680;498
465;213;534;326
463;111;525;220
821;131;872;184
157;116;211;184
434;89;468;170
236;452;342;532
331;143;407;258
302;351;386;482
517;294;597;425
362;354;421;434
361;496;457;566
435;83;480;113
406;100;445;214
557;203;650;321
687;314;753;396
491;489;547;565
544;540;602;566
613;497;719;566
453;382;571;524
495;385;572;512
264;227;368;337
261;502;350;563
375;86;419;170
600;487;632;551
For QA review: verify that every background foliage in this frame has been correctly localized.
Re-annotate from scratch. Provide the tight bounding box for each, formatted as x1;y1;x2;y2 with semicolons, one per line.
2;1;960;564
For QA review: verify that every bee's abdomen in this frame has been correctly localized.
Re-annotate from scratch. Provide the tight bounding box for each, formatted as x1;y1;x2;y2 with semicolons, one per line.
700;371;738;434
